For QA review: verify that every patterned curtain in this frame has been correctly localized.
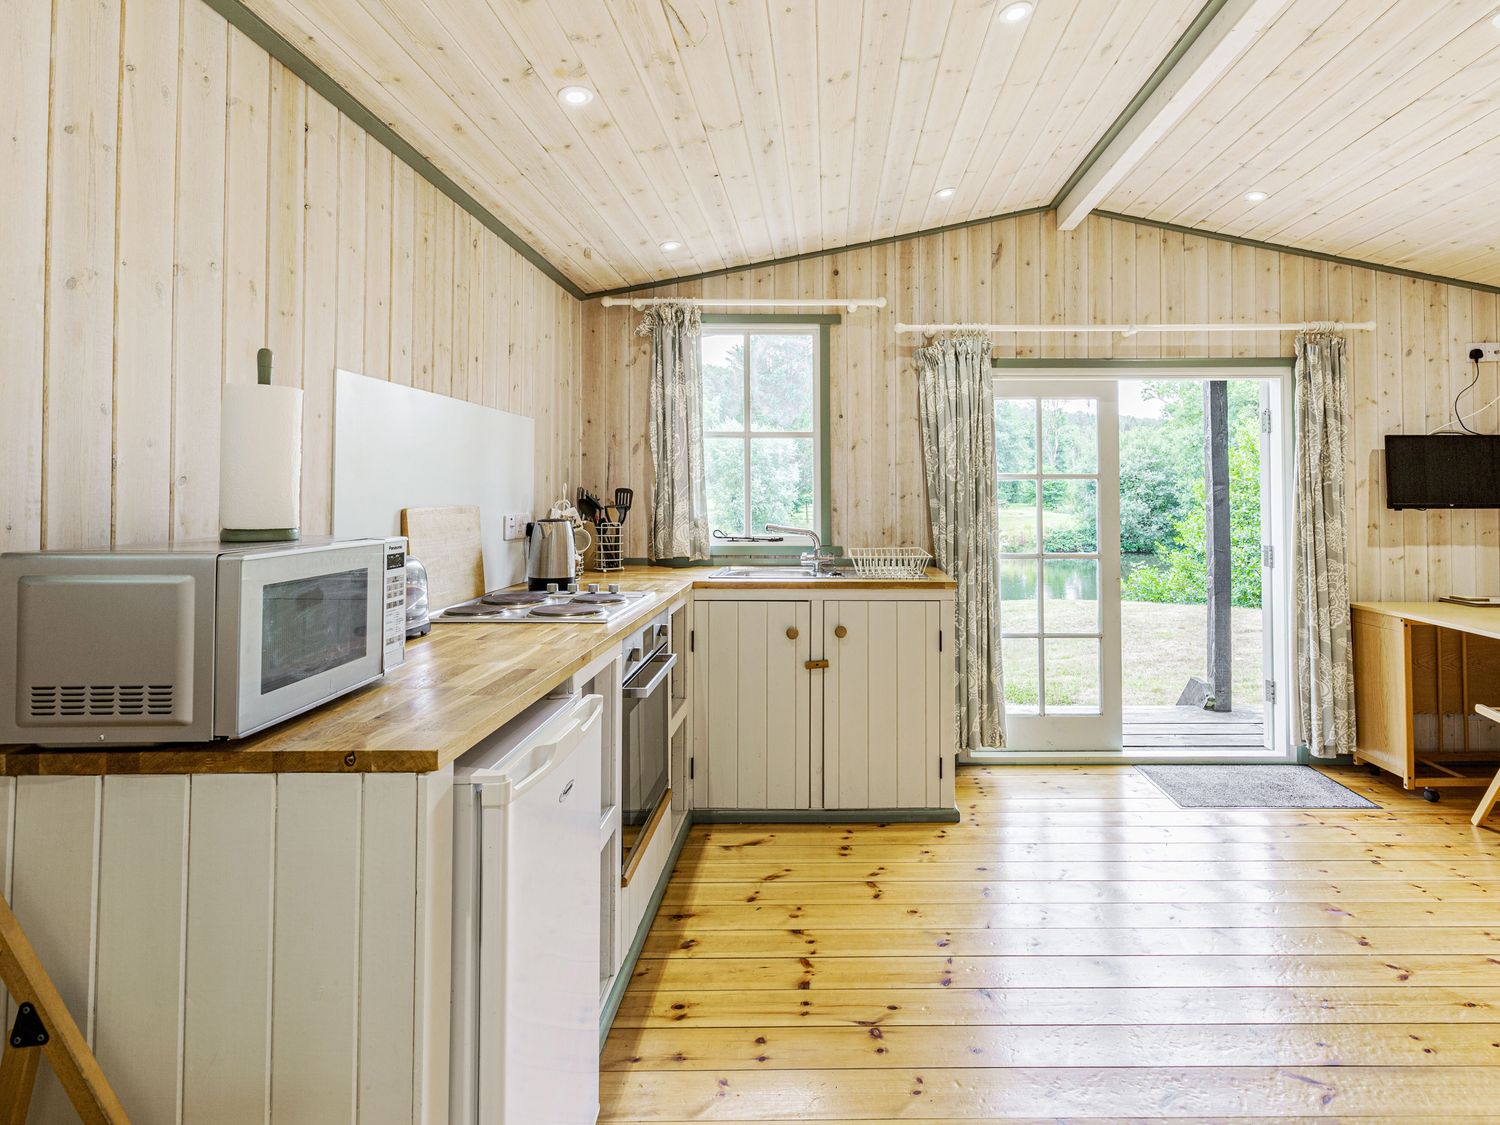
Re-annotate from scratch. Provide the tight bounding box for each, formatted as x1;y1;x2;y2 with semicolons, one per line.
915;333;1004;751
1293;329;1354;758
637;303;711;560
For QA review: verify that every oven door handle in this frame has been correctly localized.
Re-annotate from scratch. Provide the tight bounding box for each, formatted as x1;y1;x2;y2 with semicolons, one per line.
622;652;677;699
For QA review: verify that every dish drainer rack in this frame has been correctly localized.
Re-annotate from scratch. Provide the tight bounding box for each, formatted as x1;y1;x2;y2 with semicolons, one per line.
595;519;623;572
848;546;932;579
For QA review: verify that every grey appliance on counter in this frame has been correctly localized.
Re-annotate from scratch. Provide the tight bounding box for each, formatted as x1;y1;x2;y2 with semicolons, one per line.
0;537;397;746
524;518;591;591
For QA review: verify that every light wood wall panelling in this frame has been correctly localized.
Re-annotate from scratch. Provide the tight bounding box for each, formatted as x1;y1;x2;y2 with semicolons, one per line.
7;4;584;553
585;213;1500;598
114;0;182;546
0;0;51;552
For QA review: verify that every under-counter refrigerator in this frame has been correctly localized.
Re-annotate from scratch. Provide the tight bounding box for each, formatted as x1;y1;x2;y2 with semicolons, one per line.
451;690;605;1124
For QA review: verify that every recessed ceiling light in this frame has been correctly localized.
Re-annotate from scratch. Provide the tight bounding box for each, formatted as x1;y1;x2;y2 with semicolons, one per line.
558;85;594;107
935;186;957;200
659;240;683;253
1244;190;1269;203
999;2;1034;22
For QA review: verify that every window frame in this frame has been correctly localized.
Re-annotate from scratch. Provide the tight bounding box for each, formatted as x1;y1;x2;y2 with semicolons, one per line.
700;313;836;558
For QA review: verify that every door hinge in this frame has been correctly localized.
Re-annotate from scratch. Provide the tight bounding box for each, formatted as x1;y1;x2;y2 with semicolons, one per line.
938;756;943;779
939;629;943;653
689;757;694;780
1262;544;1274;568
689;629;694;653
1265;679;1277;704
1261;407;1273;434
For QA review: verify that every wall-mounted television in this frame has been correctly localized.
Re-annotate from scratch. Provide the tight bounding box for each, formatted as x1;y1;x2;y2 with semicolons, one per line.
1385;434;1500;510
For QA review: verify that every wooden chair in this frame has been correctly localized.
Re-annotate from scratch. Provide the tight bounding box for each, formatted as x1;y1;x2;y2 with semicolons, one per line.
1472;704;1500;828
0;895;127;1124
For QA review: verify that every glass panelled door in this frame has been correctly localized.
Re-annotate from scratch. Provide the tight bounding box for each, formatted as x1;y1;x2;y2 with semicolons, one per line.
996;381;1121;750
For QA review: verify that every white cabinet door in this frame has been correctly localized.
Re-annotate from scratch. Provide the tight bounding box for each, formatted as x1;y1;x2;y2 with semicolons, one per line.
692;600;813;809
824;600;944;810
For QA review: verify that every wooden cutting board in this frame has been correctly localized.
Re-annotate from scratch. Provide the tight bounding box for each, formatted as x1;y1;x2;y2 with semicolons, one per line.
401;505;485;610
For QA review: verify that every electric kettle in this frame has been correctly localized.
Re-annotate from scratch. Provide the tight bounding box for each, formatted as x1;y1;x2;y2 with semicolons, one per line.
526;519;592;590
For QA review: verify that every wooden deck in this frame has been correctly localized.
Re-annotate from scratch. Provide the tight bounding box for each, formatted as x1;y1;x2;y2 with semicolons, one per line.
600;764;1500;1121
1124;703;1266;751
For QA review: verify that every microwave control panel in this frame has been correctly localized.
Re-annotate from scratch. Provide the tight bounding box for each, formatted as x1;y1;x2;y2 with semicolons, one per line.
383;537;408;670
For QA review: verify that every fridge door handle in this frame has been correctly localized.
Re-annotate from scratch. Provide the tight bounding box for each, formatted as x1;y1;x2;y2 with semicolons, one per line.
484;695;603;805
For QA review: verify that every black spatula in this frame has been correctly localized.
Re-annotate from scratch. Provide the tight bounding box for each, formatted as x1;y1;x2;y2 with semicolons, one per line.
613;487;633;525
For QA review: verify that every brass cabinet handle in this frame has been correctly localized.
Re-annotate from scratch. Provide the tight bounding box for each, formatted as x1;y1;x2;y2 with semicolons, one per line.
804;659;830;670
834;625;847;639
786;626;799;640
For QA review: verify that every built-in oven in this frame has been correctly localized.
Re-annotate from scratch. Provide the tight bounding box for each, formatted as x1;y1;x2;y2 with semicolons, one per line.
619;609;674;876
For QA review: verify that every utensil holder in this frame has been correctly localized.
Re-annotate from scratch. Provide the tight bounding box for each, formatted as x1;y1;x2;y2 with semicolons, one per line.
596;520;623;572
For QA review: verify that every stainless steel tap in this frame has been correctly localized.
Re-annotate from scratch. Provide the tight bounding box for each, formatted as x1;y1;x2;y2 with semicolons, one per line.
763;524;839;576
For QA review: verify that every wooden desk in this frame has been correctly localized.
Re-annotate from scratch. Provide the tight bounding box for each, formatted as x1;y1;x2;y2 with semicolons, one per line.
1351;602;1500;797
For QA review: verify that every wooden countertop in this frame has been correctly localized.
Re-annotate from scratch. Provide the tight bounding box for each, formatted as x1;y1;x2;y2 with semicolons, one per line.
0;565;953;777
1352;601;1500;643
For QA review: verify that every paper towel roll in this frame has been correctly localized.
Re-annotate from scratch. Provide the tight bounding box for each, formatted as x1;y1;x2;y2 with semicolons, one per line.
220;381;304;537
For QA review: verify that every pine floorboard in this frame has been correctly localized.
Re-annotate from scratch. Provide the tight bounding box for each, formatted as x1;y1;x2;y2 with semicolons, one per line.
600;764;1500;1121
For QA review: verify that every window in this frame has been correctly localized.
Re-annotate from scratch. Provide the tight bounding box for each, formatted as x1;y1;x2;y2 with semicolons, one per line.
701;322;827;549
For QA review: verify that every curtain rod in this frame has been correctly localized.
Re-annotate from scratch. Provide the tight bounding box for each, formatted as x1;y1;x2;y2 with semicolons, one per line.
600;296;887;311
896;321;1376;337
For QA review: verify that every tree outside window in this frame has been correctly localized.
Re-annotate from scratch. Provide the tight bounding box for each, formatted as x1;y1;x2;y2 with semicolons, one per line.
702;327;821;545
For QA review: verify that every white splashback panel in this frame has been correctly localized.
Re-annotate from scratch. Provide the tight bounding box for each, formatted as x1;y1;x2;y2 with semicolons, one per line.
333;370;533;590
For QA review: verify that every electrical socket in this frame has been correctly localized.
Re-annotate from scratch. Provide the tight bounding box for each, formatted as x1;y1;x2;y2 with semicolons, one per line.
1465;342;1500;362
503;513;530;541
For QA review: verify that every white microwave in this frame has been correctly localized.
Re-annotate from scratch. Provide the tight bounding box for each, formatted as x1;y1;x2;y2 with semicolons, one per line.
0;537;403;746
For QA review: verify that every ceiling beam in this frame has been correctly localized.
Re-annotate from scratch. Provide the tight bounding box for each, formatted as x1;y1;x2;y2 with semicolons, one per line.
1054;0;1294;232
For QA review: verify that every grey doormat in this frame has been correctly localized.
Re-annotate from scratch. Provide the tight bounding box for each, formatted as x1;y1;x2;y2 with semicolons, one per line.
1136;765;1379;809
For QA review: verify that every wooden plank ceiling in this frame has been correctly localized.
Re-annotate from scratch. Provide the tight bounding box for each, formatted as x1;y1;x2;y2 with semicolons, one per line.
244;0;1500;292
1098;0;1500;287
241;0;1204;292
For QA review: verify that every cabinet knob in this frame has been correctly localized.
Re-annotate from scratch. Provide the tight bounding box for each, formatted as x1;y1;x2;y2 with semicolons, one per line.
786;626;799;640
834;625;847;639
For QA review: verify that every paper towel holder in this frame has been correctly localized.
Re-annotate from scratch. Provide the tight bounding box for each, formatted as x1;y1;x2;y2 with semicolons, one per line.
221;347;302;544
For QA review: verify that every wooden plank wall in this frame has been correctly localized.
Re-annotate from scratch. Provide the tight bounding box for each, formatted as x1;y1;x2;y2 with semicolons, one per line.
583;212;1500;602
0;0;582;554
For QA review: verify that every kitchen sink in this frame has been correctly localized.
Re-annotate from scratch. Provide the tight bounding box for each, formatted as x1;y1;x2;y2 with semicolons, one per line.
707;565;847;580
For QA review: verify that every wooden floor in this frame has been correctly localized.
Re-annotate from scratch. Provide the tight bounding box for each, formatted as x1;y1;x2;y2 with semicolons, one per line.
600;764;1500;1121
1123;704;1266;752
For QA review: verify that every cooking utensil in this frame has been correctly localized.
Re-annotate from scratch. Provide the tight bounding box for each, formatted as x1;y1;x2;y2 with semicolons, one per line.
576;489;599;524
613;487;633;525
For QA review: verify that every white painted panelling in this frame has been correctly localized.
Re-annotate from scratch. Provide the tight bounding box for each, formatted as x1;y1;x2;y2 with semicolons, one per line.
94;776;190;1125
10;777;102;1122
412;769;454;1125
694;601;813;810
182;774;277;1122
270;775;362;1124
358;774;419;1124
824;600;944;810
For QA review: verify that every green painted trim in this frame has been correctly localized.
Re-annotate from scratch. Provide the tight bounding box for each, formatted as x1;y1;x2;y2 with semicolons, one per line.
200;0;586;301
692;807;961;825
1050;0;1232;210
599;812;694;1046
993;357;1295;370
703;313;841;326
588;207;1053;300
1094;210;1500;298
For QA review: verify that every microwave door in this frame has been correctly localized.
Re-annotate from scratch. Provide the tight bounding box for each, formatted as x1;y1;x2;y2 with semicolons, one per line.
216;543;385;737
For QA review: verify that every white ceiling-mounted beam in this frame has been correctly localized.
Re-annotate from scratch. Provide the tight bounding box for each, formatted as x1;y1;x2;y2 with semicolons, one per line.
1055;0;1294;232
